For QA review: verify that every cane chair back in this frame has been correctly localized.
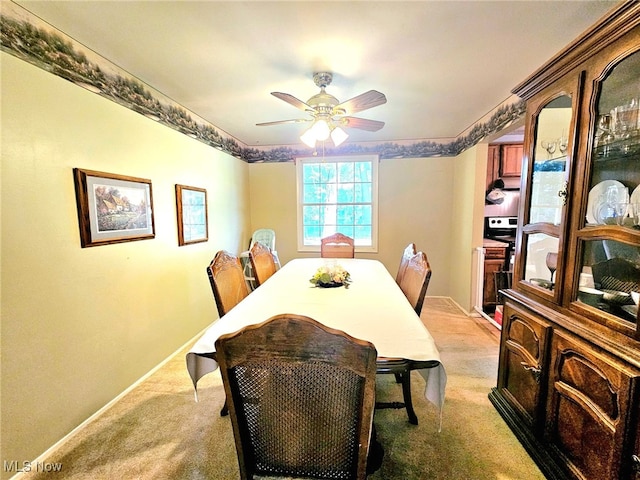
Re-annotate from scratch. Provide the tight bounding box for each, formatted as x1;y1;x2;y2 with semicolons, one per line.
249;241;277;287
321;233;355;258
206;250;250;318
395;243;417;285
399;251;432;316
215;314;378;480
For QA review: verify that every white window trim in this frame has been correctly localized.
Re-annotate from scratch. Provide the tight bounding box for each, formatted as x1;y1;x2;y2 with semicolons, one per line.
296;154;379;253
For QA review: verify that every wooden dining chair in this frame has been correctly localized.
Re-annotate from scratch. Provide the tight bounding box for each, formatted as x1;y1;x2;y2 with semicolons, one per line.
249;241;277;287
321;232;355;258
399;250;432;316
215;314;380;480
377;251;432;424
206;250;251;417
395;242;417;285
206;250;250;318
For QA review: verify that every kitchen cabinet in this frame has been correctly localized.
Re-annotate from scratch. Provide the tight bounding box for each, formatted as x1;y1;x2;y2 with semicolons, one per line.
489;4;640;480
483;240;508;310
500;144;524;177
486;143;523;191
486;144;501;191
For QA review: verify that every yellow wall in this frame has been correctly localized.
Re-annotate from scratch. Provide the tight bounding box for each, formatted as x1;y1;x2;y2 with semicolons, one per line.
1;53;251;471
449;144;489;312
248;156;458;297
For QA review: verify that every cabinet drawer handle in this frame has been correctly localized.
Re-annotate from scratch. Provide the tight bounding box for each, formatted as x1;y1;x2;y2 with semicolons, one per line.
520;362;541;384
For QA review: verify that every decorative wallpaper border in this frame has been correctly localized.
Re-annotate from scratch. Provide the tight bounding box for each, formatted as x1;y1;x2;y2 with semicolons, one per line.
1;6;525;163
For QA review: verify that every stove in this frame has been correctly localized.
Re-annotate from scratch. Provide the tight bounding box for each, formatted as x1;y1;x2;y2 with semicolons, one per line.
485;216;518;263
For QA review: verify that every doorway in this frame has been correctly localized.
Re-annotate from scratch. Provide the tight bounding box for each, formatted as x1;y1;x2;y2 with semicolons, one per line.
477;123;524;328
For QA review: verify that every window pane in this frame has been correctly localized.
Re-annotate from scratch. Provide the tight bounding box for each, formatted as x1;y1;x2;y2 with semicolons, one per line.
337;205;354;225
303;205;320;225
338;162;354;182
337;183;354;203
320;163;336;183
303;163;319;182
304;226;321;244
354;205;372;224
355;183;371;202
355;226;372;245
303;183;322;203
337;226;355;238
355;161;372;182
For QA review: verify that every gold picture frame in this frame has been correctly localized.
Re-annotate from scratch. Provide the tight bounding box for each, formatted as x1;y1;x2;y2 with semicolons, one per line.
176;184;208;246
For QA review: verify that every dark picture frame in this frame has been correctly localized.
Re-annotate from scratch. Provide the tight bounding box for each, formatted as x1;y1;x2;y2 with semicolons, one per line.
73;168;155;247
176;184;208;246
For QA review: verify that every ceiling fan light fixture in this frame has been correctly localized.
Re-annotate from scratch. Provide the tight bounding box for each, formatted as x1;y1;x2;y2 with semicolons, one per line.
331;126;349;146
258;72;387;147
311;118;330;141
300;128;317;148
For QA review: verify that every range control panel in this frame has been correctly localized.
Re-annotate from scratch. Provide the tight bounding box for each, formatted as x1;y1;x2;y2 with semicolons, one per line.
486;216;518;230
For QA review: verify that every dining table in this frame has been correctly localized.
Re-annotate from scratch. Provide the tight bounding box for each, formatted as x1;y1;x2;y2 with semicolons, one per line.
186;257;447;428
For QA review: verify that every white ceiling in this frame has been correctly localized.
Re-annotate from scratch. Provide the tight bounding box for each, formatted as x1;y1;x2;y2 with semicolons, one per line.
14;0;617;147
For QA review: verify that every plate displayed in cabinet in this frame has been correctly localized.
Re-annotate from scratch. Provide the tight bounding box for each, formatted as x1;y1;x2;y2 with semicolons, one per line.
621;304;638;318
586;180;627;224
631;184;640;204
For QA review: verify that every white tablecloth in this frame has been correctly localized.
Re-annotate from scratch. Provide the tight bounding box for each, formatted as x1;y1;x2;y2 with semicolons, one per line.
186;258;446;424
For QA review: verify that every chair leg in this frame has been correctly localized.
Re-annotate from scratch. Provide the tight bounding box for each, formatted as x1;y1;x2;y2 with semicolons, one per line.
220;399;228;417
400;371;418;425
394;373;402;383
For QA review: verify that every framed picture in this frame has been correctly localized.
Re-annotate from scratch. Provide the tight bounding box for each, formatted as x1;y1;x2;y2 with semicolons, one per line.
73;168;155;247
176;184;208;246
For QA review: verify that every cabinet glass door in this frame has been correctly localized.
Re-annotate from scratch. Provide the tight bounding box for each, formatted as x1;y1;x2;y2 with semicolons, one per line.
520;93;574;299
574;49;640;332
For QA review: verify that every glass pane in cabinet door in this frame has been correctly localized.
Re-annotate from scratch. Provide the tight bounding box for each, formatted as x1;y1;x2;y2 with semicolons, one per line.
576;239;640;325
530;95;572;227
521;94;571;293
588;49;640;227
523;233;560;290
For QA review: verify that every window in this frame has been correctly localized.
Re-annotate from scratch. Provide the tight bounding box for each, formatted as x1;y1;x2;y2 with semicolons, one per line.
296;154;378;252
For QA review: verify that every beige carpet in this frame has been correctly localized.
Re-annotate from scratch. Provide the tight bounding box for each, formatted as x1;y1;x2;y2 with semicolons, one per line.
26;298;545;479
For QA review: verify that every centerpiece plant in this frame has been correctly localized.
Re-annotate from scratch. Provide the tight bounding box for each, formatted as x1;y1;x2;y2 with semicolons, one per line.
309;263;351;288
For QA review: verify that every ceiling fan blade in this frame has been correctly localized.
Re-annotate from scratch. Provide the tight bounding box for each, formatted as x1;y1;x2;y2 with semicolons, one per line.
271;92;313;112
335;90;387;115
341;116;385;132
256;118;312;127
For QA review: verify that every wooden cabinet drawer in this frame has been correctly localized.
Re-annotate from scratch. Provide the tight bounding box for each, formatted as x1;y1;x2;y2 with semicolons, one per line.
485;246;506;260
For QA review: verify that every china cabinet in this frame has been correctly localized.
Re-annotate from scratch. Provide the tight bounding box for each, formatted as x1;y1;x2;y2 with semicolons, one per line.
489;4;640;480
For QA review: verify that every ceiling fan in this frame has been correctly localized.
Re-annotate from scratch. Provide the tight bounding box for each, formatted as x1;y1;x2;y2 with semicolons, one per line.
256;72;387;148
